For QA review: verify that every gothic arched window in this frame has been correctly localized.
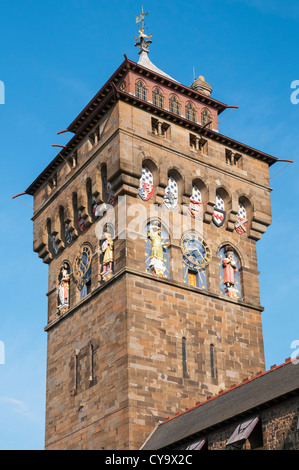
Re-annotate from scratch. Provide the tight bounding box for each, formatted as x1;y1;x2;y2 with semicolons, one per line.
185;102;197;122
169;95;181;115
47;219;59;257
135;80;147;101
201;108;212;128
218;246;242;299
152;87;164;108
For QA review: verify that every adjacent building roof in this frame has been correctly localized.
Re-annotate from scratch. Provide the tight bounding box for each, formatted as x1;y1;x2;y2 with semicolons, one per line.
141;358;299;450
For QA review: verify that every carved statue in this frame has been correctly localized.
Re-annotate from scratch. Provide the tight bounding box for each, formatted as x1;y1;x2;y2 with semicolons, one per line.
222;250;237;287
147;224;167;277
222;248;239;298
100;232;114;281
58;263;70;313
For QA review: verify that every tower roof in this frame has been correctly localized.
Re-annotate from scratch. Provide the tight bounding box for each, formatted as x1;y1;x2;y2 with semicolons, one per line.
134;25;178;82
24;18;292;197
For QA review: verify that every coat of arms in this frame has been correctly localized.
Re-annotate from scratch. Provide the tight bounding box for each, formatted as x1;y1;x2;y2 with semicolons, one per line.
188;186;202;219
106;182;116;206
212;194;226;227
138;167;153;201
78;211;85;232
163;177;178;210
235;203;247;235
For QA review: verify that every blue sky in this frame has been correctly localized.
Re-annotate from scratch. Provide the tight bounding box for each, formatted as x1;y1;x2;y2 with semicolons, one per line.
0;0;298;450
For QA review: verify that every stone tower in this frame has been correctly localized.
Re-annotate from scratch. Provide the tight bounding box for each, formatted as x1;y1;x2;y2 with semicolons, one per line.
25;21;287;450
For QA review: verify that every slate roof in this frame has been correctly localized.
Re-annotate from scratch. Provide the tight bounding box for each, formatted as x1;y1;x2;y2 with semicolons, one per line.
141;358;299;450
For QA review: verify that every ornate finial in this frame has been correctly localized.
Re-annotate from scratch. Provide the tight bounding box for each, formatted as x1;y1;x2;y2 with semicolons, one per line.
134;6;152;55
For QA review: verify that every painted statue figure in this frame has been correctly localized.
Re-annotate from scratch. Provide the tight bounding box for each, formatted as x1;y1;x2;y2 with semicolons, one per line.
58;263;70;313
222;249;239;298
222;250;237;287
101;232;114;280
147;224;167;277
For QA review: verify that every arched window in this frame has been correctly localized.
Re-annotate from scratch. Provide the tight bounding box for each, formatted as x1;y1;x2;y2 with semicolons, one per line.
152;87;164;108
145;220;169;278
185;102;197;122
47;219;59;257
135;80;147;101
218;245;242;299
169;95;181;115
86;178;93;220
201;108;212;128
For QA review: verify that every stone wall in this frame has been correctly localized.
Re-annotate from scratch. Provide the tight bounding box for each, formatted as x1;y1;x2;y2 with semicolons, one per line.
32;92;273;449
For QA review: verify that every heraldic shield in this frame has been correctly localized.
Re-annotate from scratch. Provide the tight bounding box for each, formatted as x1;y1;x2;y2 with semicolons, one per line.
212;193;226;227
188;185;202;219
138;167;154;201
235;203;247;235
164;176;178;210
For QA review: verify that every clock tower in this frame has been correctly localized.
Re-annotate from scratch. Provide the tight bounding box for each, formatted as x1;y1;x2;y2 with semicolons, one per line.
24;17;289;450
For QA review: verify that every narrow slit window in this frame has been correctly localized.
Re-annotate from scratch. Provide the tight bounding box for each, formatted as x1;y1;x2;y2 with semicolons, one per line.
210;344;216;379
182;337;187;376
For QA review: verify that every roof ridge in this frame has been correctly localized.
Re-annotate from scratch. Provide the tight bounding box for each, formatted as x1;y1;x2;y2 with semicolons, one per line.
160;356;297;425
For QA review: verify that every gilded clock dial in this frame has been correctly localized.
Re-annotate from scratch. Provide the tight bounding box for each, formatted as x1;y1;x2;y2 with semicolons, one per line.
72;245;92;281
180;231;212;269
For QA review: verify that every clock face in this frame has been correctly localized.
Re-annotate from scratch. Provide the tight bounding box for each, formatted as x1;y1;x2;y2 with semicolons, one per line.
180;231;212;270
72;245;92;281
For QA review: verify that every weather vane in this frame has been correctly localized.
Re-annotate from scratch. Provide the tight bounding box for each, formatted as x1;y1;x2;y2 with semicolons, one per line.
134;6;152;54
135;6;149;31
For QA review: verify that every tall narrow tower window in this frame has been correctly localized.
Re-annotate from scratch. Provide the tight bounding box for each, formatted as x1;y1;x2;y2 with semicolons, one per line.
169;95;181;115
185;102;197;122
182;337;187;377
210;344;216;379
135;80;147;101
152;87;164;108
201;108;212;129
